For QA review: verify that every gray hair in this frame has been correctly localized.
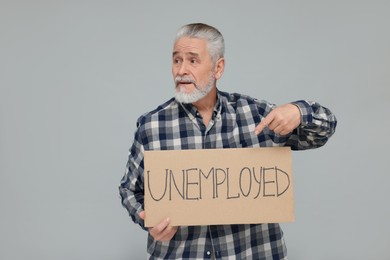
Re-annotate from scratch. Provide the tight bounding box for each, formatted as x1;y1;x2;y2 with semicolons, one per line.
175;23;225;64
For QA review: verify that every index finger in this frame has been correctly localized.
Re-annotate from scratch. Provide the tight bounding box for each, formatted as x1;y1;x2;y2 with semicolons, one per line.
254;113;274;135
153;217;171;233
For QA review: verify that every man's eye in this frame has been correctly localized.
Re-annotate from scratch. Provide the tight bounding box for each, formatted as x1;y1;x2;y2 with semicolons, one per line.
190;59;197;64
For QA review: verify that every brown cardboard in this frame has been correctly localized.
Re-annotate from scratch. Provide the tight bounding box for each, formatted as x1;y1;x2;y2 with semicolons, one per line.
144;147;294;227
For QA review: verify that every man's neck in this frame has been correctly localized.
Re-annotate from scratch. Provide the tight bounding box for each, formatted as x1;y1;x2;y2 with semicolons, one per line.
192;87;217;126
192;87;217;112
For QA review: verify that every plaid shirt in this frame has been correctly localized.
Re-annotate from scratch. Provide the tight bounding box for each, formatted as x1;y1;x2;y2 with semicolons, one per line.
120;90;337;259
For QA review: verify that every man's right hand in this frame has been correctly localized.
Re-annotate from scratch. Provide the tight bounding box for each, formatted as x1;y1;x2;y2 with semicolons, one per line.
139;211;178;242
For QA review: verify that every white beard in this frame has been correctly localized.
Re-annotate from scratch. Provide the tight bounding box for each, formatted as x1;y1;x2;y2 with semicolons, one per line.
174;74;215;104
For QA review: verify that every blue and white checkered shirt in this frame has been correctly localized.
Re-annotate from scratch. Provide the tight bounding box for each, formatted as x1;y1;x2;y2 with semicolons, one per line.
120;90;337;259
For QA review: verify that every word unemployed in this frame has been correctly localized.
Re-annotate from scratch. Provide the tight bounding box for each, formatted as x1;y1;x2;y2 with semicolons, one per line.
146;166;291;202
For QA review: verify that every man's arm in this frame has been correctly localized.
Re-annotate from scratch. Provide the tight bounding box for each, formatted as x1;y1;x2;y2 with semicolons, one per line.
119;127;147;230
119;124;179;241
255;100;337;150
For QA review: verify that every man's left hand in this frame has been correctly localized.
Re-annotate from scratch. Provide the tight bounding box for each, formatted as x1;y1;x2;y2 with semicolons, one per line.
254;103;301;136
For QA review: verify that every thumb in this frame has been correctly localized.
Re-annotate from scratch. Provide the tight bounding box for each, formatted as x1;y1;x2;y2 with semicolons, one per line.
139;211;146;220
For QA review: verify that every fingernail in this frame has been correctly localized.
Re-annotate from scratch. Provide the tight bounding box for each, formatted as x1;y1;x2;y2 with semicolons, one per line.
254;130;259;135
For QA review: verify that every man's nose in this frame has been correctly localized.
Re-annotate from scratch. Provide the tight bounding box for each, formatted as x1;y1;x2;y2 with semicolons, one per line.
177;62;189;75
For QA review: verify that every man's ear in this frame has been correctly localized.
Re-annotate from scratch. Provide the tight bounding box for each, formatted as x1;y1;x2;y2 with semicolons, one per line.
214;58;225;80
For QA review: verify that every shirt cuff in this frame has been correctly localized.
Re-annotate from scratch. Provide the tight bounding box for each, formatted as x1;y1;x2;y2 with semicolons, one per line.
290;100;313;127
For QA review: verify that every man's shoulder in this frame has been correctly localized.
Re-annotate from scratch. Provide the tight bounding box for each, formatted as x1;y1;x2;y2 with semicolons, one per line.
218;90;268;107
136;97;178;127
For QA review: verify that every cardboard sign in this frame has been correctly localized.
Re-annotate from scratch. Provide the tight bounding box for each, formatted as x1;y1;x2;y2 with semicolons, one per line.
144;147;293;227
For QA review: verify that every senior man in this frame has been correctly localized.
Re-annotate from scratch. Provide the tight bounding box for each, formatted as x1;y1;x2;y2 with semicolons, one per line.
120;23;337;259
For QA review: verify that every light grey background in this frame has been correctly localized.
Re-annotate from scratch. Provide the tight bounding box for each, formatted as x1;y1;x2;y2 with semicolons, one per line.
1;1;389;259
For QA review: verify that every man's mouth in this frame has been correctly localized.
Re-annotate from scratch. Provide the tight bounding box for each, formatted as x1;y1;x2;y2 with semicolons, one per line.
178;81;193;85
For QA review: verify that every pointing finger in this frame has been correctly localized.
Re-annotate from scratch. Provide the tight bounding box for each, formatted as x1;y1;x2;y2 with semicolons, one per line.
255;113;274;135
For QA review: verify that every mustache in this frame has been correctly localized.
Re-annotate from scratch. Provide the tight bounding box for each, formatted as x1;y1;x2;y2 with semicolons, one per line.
174;76;195;85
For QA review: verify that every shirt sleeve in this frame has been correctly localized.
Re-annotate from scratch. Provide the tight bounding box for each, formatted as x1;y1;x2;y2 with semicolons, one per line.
285;100;337;150
119;124;147;230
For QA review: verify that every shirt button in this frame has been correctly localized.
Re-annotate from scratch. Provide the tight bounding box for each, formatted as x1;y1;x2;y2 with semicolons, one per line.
206;251;211;256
